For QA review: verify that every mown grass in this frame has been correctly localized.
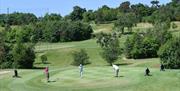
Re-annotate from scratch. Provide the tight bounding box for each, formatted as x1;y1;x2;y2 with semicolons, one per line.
0;66;180;91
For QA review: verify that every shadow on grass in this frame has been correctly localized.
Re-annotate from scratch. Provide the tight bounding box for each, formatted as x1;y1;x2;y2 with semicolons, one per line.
34;62;51;65
104;63;133;66
115;63;133;66
12;76;22;78
47;80;56;83
32;67;46;69
114;76;124;78
144;74;152;76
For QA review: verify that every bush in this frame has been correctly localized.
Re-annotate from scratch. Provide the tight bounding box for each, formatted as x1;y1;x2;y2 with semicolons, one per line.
172;23;178;29
158;37;180;69
124;23;172;59
41;54;48;64
12;42;35;69
72;49;90;66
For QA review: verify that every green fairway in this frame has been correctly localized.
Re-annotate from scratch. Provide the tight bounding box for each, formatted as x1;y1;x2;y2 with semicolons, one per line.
0;65;180;91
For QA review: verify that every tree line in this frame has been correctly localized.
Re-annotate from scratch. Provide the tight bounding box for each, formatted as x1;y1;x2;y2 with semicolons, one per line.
0;0;179;26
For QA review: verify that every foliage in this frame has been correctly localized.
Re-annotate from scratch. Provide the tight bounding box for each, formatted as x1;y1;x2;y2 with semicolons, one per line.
172;23;178;29
158;37;180;69
131;3;153;22
95;5;117;23
124;23;172;59
12;41;35;69
42;13;62;21
0;12;37;26
151;0;160;8
119;1;131;13
5;21;93;43
150;6;173;25
0;32;6;68
97;32;121;65
70;6;86;21
83;10;95;22
72;49;90;66
41;54;48;64
114;13;137;34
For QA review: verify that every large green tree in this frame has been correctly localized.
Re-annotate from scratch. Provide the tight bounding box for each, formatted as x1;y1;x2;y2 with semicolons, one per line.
12;40;35;68
95;5;117;23
131;3;152;22
70;6;86;21
119;1;131;13
97;33;121;65
83;10;95;22
158;36;180;69
114;13;137;34
151;0;160;8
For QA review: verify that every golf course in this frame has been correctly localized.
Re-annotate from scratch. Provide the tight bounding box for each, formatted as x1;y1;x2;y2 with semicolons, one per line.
1;0;180;91
1;22;180;91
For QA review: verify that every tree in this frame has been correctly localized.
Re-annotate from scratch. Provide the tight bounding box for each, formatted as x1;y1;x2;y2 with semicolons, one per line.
95;5;117;23
119;1;131;13
70;6;86;21
172;23;178;29
97;33;121;65
158;37;180;69
7;12;37;25
72;49;90;66
124;22;172;59
83;10;95;22
12;40;35;68
174;7;180;21
150;6;173;24
151;0;160;8
42;13;62;21
114;13;137;34
41;54;48;64
0;32;6;68
131;3;152;22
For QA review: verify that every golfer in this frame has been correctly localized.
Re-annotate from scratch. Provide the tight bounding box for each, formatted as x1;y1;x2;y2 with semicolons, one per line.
44;67;49;82
79;64;83;78
112;64;119;77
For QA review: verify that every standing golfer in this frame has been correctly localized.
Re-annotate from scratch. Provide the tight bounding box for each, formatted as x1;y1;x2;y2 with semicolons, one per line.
79;64;83;78
44;67;49;82
160;64;165;71
112;64;119;77
13;69;18;78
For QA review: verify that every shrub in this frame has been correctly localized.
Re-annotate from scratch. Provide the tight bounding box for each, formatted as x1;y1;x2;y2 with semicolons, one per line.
72;49;90;66
41;54;48;64
12;42;35;69
158;37;180;69
124;23;172;59
172;23;178;29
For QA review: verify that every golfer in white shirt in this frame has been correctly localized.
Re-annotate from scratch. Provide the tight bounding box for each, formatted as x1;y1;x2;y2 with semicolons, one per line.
79;64;83;78
112;64;119;77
